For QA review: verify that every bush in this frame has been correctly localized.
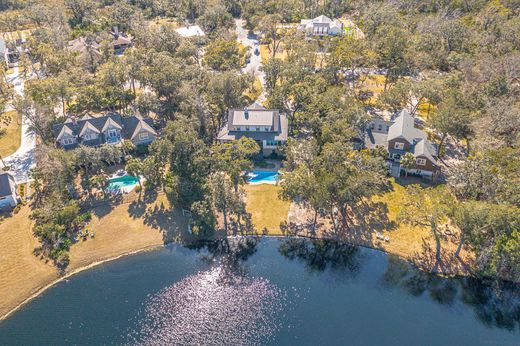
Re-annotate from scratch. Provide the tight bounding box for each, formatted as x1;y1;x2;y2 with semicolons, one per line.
135;185;142;193
12;204;22;214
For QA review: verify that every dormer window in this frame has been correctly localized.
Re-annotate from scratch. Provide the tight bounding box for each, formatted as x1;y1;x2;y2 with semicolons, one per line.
394;142;404;150
83;133;98;141
256;127;260;131
264;127;269;131
107;129;118;138
62;138;75;145
416;158;426;166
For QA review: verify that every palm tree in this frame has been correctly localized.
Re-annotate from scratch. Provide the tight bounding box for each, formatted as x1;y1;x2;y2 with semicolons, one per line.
125;158;144;198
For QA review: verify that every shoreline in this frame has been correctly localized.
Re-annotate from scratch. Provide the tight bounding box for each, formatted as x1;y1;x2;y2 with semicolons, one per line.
0;233;483;323
0;244;163;322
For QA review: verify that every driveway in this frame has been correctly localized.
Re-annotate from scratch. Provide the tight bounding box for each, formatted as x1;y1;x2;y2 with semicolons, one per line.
1;67;36;183
235;18;266;103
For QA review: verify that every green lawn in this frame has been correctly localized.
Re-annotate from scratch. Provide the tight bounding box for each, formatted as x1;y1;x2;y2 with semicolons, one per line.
0;111;22;158
244;184;291;235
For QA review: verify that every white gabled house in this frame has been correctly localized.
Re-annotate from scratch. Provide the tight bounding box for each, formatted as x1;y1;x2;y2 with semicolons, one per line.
298;15;344;36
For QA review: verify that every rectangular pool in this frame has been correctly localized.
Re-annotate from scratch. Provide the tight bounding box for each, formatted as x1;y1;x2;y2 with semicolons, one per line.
247;170;279;184
107;175;139;192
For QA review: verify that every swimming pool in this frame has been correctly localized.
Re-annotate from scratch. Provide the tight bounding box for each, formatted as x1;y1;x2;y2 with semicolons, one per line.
247;170;279;184
107;175;139;192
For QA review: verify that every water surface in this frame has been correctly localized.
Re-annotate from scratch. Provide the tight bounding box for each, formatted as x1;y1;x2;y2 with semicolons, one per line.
0;238;518;345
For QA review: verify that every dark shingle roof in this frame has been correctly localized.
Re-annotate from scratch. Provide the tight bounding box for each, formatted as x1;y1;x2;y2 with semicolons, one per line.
0;172;15;197
53;113;155;143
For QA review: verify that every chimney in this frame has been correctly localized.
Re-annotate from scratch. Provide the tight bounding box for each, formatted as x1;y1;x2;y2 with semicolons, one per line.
244;107;249;119
112;26;119;38
72;116;77;125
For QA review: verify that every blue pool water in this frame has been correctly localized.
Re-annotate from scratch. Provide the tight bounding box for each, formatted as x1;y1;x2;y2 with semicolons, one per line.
248;170;279;184
107;175;139;190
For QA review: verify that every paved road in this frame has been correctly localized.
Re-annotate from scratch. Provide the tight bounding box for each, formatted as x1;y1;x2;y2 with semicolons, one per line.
1;67;36;183
234;18;266;103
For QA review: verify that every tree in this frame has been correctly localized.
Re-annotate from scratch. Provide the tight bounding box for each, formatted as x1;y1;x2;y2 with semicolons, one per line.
204;38;243;71
125;158;144;190
400;152;416;177
256;14;285;58
373;25;412;90
212;137;260;192
430;93;474;157
398;185;452;267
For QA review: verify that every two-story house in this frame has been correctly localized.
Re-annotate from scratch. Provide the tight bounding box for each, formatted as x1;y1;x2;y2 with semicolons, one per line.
53;113;157;150
298;15;344;36
110;27;133;55
217;103;288;156
363;109;440;179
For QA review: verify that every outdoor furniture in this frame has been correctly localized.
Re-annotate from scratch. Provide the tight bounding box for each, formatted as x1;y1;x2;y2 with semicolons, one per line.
384;236;390;242
90;232;95;238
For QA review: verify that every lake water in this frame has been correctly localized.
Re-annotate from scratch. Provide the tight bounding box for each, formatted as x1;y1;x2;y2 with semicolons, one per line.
0;238;518;345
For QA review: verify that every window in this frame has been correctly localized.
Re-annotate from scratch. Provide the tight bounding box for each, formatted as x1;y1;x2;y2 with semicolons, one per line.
107;129;118;138
370;123;375;129
83;133;97;141
394;142;404;150
256;127;260;132
378;125;382;131
416;158;427;166
245;127;250;131
138;132;149;140
264;127;270;131
386;125;389;131
62;137;75;145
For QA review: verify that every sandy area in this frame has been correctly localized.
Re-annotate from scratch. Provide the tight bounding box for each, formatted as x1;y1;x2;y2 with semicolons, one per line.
0;192;189;321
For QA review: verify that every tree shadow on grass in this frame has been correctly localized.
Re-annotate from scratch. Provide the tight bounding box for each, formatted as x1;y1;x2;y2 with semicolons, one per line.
410;238;473;277
126;195;190;244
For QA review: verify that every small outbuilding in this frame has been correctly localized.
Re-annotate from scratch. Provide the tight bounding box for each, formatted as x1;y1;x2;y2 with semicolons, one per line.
0;172;19;209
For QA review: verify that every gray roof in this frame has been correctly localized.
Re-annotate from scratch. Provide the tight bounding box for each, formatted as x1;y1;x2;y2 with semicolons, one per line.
0;172;16;198
413;139;438;165
217;109;288;142
53;113;156;148
364;130;388;149
387;109;426;143
0;38;6;55
230;108;277;127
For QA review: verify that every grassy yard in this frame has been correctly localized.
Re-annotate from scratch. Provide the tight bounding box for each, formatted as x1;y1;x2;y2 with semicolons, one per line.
244;184;291;235
0;191;191;318
243;77;263;102
0;111;22;157
356;74;386;106
260;44;287;64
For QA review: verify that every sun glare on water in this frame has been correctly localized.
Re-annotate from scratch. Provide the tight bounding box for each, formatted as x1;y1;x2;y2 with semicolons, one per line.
127;266;287;345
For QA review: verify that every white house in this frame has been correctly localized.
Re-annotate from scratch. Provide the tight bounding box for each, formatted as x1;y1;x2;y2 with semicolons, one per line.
175;25;205;38
298;15;344;36
0;172;19;209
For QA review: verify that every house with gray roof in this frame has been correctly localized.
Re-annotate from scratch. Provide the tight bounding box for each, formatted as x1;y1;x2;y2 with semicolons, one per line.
0;37;24;67
53;113;157;150
362;109;440;179
217;103;288;156
0;172;19;209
